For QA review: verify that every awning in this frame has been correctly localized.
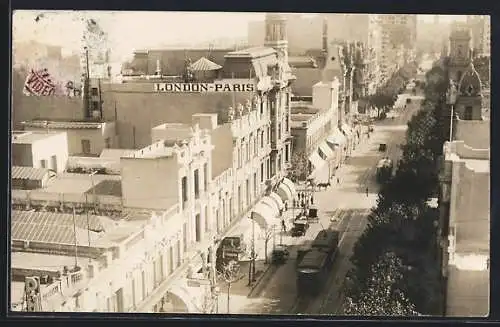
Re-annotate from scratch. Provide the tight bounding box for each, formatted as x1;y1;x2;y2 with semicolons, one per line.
276;183;294;203
327;129;346;149
309;151;326;171
341;124;353;140
281;177;297;199
250;202;278;229
260;196;280;216
318;141;334;160
166;281;200;313
269;192;284;211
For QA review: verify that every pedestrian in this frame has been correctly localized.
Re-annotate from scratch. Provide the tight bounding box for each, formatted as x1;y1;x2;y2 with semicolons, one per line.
284;201;288;212
366;187;369;197
281;219;287;233
337;177;340;184
311;195;314;205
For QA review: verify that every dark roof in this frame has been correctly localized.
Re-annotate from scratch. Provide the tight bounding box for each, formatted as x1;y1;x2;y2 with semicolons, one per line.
11;166;49;181
12;210;106;245
291;68;323;96
86;180;122;197
190;57;222;71
130;49;231;76
298;249;328;269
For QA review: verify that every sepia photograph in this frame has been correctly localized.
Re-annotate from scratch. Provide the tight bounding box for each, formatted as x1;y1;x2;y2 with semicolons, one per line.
10;11;490;317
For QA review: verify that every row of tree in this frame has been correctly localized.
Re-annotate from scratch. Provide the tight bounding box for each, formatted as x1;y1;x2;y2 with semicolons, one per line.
366;62;419;118
342;62;449;316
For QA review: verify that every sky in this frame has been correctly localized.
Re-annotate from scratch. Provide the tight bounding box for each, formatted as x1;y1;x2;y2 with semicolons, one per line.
12;11;469;63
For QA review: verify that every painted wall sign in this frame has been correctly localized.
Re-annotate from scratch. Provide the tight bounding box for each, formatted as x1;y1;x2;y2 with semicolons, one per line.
153;82;255;93
22;67;82;97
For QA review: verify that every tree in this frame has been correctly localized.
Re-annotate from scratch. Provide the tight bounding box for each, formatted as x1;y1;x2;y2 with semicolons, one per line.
218;260;242;314
289;151;309;182
344;252;419;316
368;92;395;117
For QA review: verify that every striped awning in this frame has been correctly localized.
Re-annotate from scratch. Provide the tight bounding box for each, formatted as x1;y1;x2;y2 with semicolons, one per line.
276;183;293;203
327;129;346;149
260;197;280;217
250;202;277;230
189;57;222;71
11;166;49;181
309;151;326;171
318;141;334;160
269;192;284;211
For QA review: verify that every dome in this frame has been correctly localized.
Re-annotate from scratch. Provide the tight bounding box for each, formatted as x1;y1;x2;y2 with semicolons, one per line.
458;62;482;97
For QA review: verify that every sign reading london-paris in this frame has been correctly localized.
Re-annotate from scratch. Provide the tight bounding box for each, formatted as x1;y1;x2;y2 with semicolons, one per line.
154;81;256;93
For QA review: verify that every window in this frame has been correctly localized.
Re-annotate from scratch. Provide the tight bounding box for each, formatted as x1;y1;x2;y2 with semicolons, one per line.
194;169;200;199
131;278;136;308
205;207;209;232
105;137;111;149
141;271;146;300
176;240;181;267
238;186;242;213
261;131;264;148
261;163;264;182
203;163;208;191
183;223;188;251
169;246;174;274
91;87;99;96
181;176;188;209
92;101;100;111
40;159;47;168
195;214;201;242
464;106;473;120
246;179;250;207
253;173;257;198
81;139;91;154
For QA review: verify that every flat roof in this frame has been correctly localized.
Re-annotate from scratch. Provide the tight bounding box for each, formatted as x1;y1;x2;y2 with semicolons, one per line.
12;131;62;144
42;173;121;194
11;251;88;271
100;148;136;159
21;120;109;129
464;159;490;173
225;46;276;58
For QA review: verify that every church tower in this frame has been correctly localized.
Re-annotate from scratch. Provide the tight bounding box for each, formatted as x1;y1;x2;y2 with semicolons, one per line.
264;13;289;64
455;62;483;121
448;23;473;83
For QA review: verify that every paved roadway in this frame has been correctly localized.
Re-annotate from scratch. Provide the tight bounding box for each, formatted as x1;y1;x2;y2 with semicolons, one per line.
230;91;425;315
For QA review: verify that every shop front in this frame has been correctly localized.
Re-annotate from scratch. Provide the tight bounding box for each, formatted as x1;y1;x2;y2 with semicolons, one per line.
318;141;336;179
341;123;354;156
327;128;347;167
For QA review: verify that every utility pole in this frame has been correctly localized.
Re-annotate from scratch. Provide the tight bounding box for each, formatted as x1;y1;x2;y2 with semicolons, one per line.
84;46;91;119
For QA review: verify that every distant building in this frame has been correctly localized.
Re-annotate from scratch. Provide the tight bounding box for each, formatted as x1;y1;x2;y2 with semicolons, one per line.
438;24;490;316
290;79;345;181
12;130;68;173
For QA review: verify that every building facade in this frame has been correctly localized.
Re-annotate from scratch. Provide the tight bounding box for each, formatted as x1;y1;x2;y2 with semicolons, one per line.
12;130;69;173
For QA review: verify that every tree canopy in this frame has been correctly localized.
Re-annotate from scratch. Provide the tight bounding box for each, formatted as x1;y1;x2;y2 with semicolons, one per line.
289;150;309;182
344;58;447;316
344;252;419;316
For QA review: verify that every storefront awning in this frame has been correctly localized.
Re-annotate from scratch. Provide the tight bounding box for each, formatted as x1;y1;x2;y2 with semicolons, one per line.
276;182;294;203
318;141;334;160
281;177;297;199
309;151;326;171
327;129;346;149
260;196;280;216
341;124;353;140
251;202;278;229
269;192;284;210
166;282;200;313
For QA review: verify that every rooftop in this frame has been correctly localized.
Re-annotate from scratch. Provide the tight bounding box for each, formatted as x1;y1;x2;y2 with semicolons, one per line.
99;148;136;159
225;46;276;59
464;158;490;173
12;131;62;144
11;166;51;181
42;173;121;194
21;120;111;130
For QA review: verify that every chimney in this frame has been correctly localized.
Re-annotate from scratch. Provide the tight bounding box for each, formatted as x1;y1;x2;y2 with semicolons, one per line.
155;59;161;76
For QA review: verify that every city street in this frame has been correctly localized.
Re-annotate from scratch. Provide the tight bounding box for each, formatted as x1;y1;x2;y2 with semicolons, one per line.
225;91;424;315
